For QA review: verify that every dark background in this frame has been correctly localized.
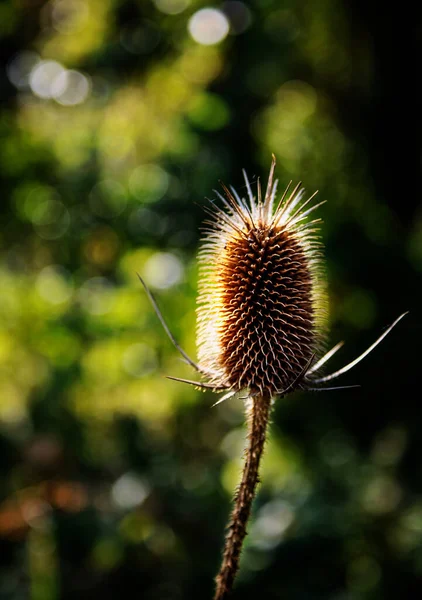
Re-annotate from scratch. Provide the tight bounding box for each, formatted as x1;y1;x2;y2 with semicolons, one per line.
0;1;421;599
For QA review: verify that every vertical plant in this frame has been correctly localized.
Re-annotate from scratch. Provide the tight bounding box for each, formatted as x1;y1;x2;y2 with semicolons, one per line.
139;156;405;599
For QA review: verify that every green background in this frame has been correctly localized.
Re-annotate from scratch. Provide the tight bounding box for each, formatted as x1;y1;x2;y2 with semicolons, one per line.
0;1;421;599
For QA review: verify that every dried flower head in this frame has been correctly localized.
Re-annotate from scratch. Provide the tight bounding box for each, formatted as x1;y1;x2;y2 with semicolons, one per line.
138;155;406;600
196;156;327;398
141;155;404;402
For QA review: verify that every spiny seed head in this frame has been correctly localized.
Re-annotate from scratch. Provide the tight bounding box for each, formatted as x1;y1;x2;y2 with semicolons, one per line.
196;156;328;398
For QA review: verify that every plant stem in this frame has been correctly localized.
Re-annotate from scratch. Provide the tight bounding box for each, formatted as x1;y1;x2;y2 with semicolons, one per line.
214;394;272;600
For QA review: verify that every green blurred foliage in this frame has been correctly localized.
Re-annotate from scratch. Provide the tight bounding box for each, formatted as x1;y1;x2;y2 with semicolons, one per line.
0;1;421;599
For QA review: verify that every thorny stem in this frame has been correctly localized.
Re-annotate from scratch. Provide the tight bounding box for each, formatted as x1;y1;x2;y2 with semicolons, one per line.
214;394;272;600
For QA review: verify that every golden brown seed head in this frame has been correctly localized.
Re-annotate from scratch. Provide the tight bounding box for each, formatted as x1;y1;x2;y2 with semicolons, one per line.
219;224;315;395
196;158;327;398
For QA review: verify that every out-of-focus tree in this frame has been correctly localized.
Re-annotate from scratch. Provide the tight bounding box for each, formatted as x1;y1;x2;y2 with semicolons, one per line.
0;1;420;599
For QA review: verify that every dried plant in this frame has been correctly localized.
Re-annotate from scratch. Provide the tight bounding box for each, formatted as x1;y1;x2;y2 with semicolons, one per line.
139;155;406;600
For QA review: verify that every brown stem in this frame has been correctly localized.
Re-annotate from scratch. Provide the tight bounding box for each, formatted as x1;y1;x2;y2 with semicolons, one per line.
214;394;272;600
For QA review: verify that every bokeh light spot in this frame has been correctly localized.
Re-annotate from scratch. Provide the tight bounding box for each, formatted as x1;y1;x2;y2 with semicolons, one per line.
7;51;40;89
36;266;73;305
52;70;90;106
122;343;158;378
89;180;127;218
29;193;70;240
51;0;89;34
83;226;120;268
143;252;183;290
119;512;152;543
187;93;230;130
29;60;66;99
188;9;230;46
153;0;190;15
362;474;402;515
111;472;150;510
251;500;294;550
128;208;168;238
223;1;252;34
78;277;114;315
91;538;123;572
129;164;169;203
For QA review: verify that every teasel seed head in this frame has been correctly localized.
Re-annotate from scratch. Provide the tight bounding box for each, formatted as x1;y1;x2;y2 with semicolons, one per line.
196;156;328;398
137;155;406;600
139;155;405;399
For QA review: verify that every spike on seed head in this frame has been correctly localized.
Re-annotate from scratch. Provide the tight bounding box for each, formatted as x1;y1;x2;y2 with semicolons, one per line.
196;156;328;398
